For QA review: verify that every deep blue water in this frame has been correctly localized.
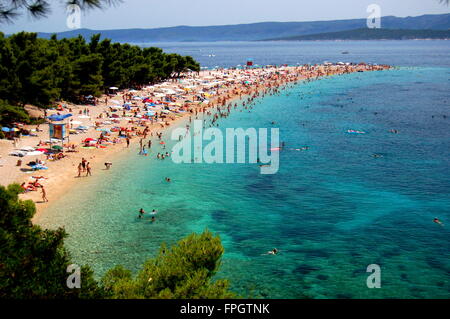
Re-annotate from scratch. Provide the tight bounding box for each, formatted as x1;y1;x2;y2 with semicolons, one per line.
141;40;450;68
36;41;450;298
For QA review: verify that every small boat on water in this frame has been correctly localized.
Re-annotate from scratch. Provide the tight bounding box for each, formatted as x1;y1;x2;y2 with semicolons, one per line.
342;51;349;54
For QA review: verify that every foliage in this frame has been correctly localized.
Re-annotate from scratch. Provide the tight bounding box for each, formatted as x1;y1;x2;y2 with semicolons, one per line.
0;31;200;112
101;231;237;299
0;184;103;299
0;100;30;125
0;1;122;24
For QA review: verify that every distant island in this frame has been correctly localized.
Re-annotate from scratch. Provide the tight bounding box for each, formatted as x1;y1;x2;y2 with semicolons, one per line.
31;13;450;43
264;28;450;41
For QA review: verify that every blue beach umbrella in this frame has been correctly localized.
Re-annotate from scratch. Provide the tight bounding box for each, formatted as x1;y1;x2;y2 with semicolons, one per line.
2;127;10;132
48;113;73;121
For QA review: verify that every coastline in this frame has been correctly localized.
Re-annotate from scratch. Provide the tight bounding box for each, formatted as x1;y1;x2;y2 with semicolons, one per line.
0;64;391;223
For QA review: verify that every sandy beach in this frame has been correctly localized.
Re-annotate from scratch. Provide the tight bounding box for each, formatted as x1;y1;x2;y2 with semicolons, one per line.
0;63;390;220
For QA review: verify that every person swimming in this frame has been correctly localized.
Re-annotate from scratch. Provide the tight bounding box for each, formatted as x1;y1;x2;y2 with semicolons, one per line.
138;208;145;219
433;218;444;226
262;248;279;256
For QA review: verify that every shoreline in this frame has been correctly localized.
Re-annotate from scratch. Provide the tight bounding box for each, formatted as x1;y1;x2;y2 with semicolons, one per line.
0;64;391;222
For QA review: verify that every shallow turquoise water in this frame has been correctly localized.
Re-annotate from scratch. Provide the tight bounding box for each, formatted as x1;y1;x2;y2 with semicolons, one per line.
36;66;450;298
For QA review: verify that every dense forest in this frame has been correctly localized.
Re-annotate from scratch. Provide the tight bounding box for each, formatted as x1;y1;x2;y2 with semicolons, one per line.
0;32;200;125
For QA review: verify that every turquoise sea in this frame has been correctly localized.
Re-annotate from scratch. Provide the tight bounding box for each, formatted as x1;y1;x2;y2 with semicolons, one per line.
36;41;450;299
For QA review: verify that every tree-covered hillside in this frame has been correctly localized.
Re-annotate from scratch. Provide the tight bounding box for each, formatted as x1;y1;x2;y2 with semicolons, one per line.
0;32;200;125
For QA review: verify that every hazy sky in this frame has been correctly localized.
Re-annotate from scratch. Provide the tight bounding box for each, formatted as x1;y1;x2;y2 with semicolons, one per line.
1;0;449;33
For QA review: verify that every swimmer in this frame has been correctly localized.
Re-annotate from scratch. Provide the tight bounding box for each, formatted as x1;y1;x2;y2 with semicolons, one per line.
150;209;157;215
433;218;444;226
165;177;171;182
262;248;279;256
138;208;145;219
151;216;156;223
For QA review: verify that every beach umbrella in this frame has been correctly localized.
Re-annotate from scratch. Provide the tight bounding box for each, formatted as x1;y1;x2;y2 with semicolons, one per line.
52;145;63;150
71;120;82;125
48;113;72;121
84;138;95;142
109;87;119;90
36;148;48;152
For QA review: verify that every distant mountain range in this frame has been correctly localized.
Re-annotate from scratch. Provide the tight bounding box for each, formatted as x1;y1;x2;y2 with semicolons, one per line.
265;28;450;41
33;13;450;42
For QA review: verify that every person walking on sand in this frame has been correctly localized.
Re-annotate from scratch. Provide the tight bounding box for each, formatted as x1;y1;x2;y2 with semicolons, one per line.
86;162;92;176
126;137;130;148
81;158;87;172
77;162;83;177
41;186;48;202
